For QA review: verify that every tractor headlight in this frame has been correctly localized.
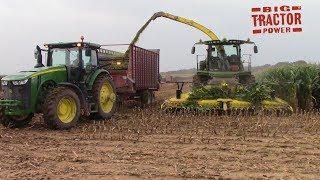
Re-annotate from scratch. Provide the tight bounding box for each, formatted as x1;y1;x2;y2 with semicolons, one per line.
1;80;8;86
12;79;29;85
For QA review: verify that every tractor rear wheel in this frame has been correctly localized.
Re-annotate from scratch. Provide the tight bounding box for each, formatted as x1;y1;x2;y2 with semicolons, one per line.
0;108;33;128
43;87;80;129
93;75;117;120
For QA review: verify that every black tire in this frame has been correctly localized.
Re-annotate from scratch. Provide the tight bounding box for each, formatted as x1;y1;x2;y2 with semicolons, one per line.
0;106;33;128
239;75;255;85
151;91;155;104
93;75;117;119
43;87;80;129
192;75;201;86
0;106;4;123
193;74;209;86
140;90;155;107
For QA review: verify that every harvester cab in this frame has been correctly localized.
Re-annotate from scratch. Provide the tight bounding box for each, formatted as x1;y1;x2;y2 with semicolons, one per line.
192;39;258;86
0;37;117;129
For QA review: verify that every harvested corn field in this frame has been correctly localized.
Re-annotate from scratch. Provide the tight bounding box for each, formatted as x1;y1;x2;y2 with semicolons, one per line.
0;83;320;179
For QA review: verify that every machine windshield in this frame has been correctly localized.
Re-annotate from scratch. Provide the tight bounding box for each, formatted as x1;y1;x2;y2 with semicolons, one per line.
50;48;79;67
213;45;238;58
49;48;97;67
223;45;238;56
207;44;241;71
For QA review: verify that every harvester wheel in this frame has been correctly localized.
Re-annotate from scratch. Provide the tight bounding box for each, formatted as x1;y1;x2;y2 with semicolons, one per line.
93;75;117;120
0;107;33;128
43;87;80;129
239;75;255;85
192;75;201;86
192;74;210;86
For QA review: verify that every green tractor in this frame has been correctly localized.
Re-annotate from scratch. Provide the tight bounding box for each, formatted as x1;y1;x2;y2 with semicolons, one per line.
192;39;258;85
0;37;117;129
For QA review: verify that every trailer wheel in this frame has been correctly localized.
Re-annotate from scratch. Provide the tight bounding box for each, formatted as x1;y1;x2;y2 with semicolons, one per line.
0;109;33;128
43;87;80;129
93;75;117;120
140;90;154;106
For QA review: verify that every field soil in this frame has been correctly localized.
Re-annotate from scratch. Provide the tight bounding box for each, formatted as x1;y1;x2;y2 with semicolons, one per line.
0;83;320;179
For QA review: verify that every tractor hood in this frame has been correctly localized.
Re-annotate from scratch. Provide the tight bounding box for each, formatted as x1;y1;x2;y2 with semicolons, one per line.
2;66;66;81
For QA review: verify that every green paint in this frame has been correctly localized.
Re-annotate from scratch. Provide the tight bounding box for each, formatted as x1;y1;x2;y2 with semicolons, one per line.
2;66;66;81
197;70;252;78
0;100;22;106
86;69;109;90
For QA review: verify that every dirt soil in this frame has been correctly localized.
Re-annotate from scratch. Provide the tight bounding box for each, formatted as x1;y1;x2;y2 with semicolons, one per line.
0;83;320;179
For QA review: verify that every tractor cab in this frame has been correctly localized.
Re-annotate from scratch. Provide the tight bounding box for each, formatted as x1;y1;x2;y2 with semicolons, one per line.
191;39;258;85
34;37;101;83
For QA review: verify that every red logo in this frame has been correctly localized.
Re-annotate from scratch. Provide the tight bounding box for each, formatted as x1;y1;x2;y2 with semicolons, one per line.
251;5;302;34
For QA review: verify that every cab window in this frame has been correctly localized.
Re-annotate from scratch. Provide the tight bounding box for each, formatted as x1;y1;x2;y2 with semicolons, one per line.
82;49;97;67
50;48;79;66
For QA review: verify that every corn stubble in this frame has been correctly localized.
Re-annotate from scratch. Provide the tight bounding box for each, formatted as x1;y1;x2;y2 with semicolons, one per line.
79;103;320;143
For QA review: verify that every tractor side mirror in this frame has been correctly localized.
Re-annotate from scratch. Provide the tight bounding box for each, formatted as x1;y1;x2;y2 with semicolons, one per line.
34;45;44;68
85;49;91;56
34;49;38;59
254;45;258;53
191;46;195;54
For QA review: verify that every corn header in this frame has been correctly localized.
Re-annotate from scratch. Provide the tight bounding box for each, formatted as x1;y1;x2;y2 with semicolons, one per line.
161;83;293;115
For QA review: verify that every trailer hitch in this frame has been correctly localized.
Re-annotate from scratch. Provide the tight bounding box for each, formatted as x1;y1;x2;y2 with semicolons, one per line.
176;82;184;99
174;81;192;99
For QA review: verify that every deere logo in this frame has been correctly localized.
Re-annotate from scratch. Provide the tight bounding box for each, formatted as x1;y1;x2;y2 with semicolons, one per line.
9;89;12;94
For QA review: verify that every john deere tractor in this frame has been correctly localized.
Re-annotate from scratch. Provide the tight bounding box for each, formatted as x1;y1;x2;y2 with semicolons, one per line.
0;37;117;129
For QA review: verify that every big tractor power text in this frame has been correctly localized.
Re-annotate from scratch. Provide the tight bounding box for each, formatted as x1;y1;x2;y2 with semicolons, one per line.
252;5;302;34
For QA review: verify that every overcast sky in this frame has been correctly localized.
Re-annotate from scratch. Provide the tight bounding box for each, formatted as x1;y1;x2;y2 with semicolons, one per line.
0;0;317;74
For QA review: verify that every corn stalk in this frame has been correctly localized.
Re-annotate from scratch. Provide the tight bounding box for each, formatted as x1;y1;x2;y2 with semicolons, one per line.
258;65;320;111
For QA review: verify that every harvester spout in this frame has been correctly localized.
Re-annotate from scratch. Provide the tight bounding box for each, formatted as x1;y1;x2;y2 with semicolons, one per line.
151;11;165;20
125;11;221;57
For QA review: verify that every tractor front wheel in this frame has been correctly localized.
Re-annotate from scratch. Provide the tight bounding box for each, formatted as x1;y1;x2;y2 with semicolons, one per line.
0;107;33;128
93;75;117;120
43;87;80;129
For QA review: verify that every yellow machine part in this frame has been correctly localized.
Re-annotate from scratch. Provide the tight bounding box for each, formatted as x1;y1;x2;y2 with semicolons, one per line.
261;98;293;112
131;11;219;45
161;93;191;109
126;11;221;56
161;93;293;113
